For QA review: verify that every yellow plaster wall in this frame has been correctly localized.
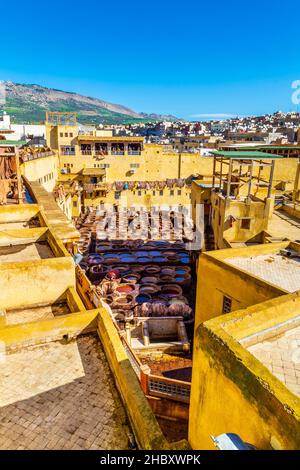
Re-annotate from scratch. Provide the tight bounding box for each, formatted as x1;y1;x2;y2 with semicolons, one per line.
0;227;47;246
0;205;44;225
0;257;75;310
189;300;300;450
83;186;192;209
195;243;289;325
259;158;298;191
0;310;99;350
211;192;273;249
20;154;59;192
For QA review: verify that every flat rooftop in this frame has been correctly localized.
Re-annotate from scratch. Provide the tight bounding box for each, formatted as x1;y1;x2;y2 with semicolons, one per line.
248;323;300;397
268;210;300;241
0;221;40;230
5;302;71;326
0;242;54;263
226;252;300;293
0;335;130;450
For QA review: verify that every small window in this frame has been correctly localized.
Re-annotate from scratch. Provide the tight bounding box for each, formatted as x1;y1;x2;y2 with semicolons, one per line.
73;201;77;207
138;190;142;196
241;218;251;230
69;133;73;138
153;191;156;196
178;190;181;195
159;190;163;196
65;133;68;137
223;296;232;314
115;191;121;200
170;190;174;196
60;133;63;138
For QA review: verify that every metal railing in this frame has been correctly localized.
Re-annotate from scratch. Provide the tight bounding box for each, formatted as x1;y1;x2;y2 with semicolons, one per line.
146;374;191;403
128;150;141;155
21;150;55;161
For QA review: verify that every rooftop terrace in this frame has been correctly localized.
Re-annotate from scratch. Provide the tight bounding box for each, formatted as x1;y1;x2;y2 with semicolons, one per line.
0;335;130;450
0;241;54;263
248;323;300;398
226;252;300;293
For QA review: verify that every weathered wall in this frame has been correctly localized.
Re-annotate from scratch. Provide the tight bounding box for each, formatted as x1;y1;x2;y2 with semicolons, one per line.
189;313;300;450
211;192;273;249
0;257;75;310
20;154;59;192
195;243;288;325
0;227;47;246
0;204;44;225
259;158;298;191
83;186;192;210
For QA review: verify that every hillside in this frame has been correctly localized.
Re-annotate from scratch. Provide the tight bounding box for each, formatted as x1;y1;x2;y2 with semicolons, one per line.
1;82;178;124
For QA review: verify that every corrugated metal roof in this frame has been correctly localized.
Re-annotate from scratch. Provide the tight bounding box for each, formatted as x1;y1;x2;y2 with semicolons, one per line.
0;140;26;146
209;150;283;159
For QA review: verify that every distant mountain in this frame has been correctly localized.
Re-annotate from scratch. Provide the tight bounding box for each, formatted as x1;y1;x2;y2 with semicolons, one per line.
1;82;179;124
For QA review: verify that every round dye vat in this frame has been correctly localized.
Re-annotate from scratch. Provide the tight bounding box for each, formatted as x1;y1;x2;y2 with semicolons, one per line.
161;268;175;276
120;255;136;263
137;257;151;263
144;265;161;274
113;295;134;309
153;256;166;263
141;276;159;284
140;284;160;294
90;265;104;273
111;265;130;274
180;258;190;264
175;269;186;275
161;284;182;296
123;274;141;284
103;257;120;264
175;276;185;283
160;275;175;283
135;251;148;257
131;265;145;273
87;257;102;266
165;251;177;257
135;293;151;304
117;284;135;294
148;251;161;257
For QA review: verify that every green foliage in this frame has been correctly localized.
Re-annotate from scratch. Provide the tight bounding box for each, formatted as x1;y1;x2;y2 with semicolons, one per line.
2;96;156;125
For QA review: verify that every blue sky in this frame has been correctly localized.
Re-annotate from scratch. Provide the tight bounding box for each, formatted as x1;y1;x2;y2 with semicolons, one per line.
1;0;299;119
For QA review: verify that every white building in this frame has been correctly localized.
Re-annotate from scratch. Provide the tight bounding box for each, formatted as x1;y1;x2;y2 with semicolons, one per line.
0;112;45;141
